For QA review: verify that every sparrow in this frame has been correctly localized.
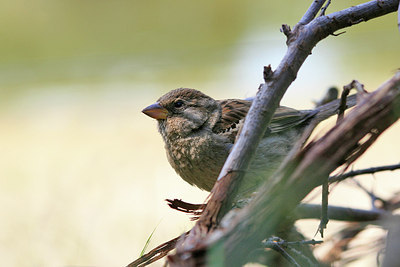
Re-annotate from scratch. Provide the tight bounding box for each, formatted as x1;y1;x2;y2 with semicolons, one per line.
142;88;352;194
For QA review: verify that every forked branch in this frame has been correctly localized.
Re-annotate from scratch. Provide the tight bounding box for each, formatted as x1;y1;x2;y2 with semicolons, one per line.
171;2;399;264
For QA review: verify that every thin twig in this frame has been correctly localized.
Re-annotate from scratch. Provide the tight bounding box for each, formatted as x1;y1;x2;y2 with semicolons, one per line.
329;163;400;183
269;242;301;267
319;178;329;237
319;0;332;16
345;80;365;93
299;0;327;25
169;1;400;265
331;30;346;36
264;237;323;266
337;86;350;122
339;79;368;122
213;72;400;266
128;233;187;267
318;84;347;235
263;237;323;247
282;94;357;169
296;203;387;223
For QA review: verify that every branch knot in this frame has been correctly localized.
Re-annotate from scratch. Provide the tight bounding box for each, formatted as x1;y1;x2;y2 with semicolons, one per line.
263;65;273;82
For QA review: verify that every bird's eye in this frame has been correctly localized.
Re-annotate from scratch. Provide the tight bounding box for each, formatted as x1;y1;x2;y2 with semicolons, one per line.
174;100;184;108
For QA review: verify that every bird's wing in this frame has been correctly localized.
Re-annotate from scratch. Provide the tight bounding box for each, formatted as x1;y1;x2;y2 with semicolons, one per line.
214;100;316;141
214;99;251;142
269;106;317;133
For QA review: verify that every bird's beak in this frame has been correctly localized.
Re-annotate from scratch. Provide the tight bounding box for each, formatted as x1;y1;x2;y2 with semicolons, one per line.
142;102;168;120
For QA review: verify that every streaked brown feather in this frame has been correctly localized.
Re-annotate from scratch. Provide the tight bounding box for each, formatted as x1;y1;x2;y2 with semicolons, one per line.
213;100;316;141
269;106;317;133
213;99;251;141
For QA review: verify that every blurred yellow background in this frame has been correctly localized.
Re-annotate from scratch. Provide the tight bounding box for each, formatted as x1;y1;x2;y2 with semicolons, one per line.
0;0;399;266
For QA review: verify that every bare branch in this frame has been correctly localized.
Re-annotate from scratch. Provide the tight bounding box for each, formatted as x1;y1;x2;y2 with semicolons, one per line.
132;1;400;266
128;233;187;267
337;85;351;122
268;241;301;267
299;0;327;25
280;24;292;40
319;178;329;237
173;0;399;257
171;71;400;266
296;203;387;223
165;1;400;265
166;199;390;223
344;80;366;94
262;237;324;266
214;73;400;266
329;163;400;183
319;0;332;16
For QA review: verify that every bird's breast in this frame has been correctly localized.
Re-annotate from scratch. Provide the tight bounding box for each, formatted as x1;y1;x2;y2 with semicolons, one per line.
164;134;230;191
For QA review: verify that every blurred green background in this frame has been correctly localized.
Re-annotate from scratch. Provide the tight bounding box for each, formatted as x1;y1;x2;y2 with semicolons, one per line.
0;0;399;266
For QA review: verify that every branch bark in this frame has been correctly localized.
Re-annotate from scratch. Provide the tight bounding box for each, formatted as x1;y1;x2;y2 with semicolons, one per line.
202;71;400;266
169;1;399;265
136;1;400;266
170;72;400;266
296;203;388;223
329;163;400;183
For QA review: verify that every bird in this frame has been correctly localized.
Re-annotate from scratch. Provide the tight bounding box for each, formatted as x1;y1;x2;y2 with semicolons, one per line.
142;88;354;195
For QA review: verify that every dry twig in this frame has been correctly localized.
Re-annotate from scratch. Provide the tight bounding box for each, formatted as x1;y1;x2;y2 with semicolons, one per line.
171;2;399;265
128;233;187;267
130;1;400;266
329;163;400;183
171;71;400;266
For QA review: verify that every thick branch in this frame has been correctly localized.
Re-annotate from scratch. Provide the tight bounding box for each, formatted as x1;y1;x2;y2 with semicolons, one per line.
167;1;399;266
173;0;399;258
171;72;400;266
208;72;400;266
299;0;327;25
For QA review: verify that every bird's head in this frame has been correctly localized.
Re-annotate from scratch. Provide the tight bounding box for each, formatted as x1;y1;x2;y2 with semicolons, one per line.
142;88;221;140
